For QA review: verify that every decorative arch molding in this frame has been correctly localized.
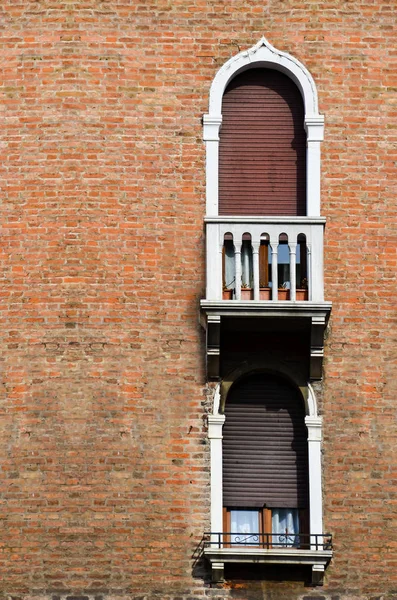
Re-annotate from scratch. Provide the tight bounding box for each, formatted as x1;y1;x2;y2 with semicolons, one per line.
210;371;318;417
307;382;319;418
203;37;324;217
208;36;319;119
217;362;314;416
208;371;324;571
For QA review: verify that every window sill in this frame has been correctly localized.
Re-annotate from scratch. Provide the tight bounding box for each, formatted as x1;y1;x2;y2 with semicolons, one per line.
200;299;332;317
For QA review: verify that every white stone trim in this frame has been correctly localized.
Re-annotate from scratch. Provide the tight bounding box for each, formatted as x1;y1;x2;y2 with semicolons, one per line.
208;413;226;539
204;547;332;566
208;37;319;116
212;382;221;415
306;383;318;417
305;415;324;544
203;37;324;217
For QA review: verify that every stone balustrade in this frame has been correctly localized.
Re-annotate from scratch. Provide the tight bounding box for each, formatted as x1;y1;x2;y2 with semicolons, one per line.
205;216;326;303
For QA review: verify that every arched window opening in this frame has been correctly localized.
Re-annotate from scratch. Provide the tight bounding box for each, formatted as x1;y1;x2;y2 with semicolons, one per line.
259;234;271;300
277;233;290;298
219;68;306;217
222;373;309;548
297;233;308;300
241;233;253;299
222;233;235;299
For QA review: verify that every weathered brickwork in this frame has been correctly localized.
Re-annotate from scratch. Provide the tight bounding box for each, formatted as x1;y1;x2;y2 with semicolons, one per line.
0;0;395;598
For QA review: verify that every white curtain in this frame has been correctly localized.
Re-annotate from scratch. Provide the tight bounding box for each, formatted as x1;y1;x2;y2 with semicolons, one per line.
277;243;290;288
241;240;253;287
230;509;260;545
272;508;300;547
224;242;235;289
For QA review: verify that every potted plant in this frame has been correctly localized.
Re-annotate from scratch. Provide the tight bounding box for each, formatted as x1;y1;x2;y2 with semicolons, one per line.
278;282;290;301
222;284;233;300
241;282;253;300
259;281;271;300
296;278;308;301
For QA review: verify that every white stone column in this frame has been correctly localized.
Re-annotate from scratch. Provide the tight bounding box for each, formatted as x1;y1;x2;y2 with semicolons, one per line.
289;242;297;301
208;414;226;541
203;114;222;216
252;242;260;301
270;240;278;300
305;416;323;548
305;116;324;217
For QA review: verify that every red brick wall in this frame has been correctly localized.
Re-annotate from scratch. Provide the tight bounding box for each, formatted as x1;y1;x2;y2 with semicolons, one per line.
0;1;395;598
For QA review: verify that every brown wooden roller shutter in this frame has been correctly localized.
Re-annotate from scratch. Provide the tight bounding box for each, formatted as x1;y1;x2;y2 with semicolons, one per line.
223;374;308;508
219;69;306;216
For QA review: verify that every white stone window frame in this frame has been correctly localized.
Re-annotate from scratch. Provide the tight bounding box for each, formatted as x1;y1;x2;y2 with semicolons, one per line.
208;380;323;549
203;37;324;218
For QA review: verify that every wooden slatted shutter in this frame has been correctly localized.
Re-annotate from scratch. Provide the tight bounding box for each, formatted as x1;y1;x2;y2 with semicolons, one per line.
219;68;306;216
259;242;269;287
223;373;308;508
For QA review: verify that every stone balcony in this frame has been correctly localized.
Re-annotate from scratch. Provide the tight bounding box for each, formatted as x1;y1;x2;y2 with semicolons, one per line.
200;216;332;380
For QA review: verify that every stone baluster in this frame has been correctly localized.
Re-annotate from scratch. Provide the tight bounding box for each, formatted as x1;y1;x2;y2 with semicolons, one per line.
252;241;260;301
270;239;278;300
289;242;297;301
307;243;312;301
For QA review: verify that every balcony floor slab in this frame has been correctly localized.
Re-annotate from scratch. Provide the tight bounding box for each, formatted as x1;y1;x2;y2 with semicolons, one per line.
200;300;332;381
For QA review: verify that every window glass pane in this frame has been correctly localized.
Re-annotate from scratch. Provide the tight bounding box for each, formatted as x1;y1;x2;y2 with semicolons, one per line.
230;509;260;545
278;243;290;264
272;508;300;547
278;243;290;288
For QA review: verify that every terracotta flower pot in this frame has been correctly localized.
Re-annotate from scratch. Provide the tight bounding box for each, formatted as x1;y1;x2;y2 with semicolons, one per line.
277;288;290;300
260;287;271;300
222;289;233;300
295;289;308;301
241;288;253;300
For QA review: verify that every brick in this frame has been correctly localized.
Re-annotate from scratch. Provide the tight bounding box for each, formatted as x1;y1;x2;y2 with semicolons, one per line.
0;0;395;599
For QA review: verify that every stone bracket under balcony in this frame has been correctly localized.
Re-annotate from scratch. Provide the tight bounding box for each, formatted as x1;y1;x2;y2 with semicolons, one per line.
200;301;332;381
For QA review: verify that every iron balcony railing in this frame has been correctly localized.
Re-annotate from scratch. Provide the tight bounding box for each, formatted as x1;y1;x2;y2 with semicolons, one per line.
204;532;333;551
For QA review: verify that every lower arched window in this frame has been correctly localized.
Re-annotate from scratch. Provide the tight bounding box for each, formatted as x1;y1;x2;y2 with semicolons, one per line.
222;373;309;547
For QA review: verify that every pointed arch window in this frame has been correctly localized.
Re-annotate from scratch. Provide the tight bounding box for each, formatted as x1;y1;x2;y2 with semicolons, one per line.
223;374;309;547
203;36;324;218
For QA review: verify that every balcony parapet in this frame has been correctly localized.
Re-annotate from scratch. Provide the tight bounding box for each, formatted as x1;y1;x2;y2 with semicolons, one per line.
205;215;326;303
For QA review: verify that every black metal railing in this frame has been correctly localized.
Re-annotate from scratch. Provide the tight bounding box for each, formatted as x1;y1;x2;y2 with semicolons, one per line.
204;532;333;551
